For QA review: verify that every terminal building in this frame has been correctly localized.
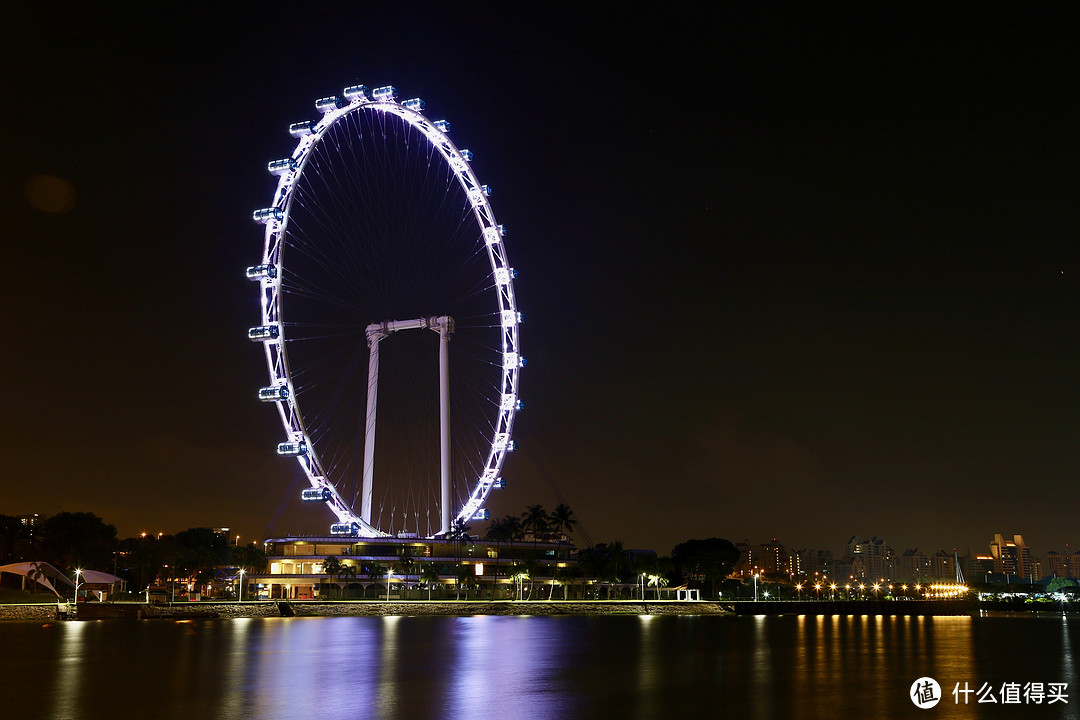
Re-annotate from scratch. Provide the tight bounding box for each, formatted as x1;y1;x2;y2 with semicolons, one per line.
250;533;578;601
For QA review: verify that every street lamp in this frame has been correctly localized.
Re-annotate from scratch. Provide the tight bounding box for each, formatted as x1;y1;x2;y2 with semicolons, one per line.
238;569;245;602
753;573;759;602
387;569;394;602
74;569;83;603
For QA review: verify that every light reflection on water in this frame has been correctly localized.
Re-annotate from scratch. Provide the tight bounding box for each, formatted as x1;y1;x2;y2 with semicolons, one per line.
2;613;1077;719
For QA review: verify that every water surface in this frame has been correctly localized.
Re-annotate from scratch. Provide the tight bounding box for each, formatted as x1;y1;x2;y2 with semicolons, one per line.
2;613;1076;719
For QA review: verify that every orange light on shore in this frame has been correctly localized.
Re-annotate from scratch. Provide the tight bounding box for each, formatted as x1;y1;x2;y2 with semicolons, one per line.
925;583;968;598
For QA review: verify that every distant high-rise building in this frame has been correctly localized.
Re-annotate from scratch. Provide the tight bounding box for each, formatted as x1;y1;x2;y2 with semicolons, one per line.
1047;548;1080;579
846;536;894;582
989;534;1039;581
734;538;799;579
799;549;834;578
897;549;965;582
896;549;933;582
15;513;42;536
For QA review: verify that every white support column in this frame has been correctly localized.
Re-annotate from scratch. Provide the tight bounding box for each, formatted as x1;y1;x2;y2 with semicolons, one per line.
361;325;387;525
438;320;451;536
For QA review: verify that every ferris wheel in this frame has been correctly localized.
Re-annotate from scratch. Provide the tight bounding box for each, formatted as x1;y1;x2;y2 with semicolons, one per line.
246;84;523;539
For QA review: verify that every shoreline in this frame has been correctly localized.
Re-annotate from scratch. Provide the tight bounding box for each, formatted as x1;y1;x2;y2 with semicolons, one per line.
3;598;1057;622
0;600;729;621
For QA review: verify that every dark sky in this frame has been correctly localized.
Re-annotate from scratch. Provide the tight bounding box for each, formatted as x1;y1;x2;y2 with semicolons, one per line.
3;5;1077;559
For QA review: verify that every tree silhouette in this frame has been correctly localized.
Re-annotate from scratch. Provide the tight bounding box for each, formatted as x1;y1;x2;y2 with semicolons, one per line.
420;564;441;600
671;538;739;598
322;555;343;598
521;505;550;538
40;512;117;571
550;503;577;541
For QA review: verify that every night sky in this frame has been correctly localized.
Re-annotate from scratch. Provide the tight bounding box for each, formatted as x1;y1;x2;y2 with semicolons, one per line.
4;6;1077;560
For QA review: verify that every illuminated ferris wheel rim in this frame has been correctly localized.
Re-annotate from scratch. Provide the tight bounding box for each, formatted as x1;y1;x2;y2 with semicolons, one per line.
248;84;522;538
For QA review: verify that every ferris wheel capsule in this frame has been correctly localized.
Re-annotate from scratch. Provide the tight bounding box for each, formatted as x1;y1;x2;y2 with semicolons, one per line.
252;207;283;224
343;85;369;102
267;158;297;175
276;440;307;457
258;385;290;402
248;325;280;341
315;96;343;113
371;85;397;101
301;488;332;502
289;121;315;138
245;264;277;281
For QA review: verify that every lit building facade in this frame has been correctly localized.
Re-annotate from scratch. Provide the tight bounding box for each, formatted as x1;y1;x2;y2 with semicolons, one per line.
845;536;895;582
1046;549;1080;579
252;535;576;600
989;534;1040;581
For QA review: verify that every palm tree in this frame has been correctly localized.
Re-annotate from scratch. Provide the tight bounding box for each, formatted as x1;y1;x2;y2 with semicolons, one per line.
503;515;524;542
648;573;669;600
508;563;530;601
546;503;577;600
364;560;386;598
447;519;473;600
562;565;583;600
521;505;551;591
322;555;343;599
521;504;550;539
610;540;627;583
396;548;417;599
340;563;359;599
550;503;577;541
484;517;508;600
420;564;441;600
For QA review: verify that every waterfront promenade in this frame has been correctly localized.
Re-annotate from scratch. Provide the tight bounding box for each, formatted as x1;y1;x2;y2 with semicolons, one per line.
0;598;1014;621
728;598;978;615
0;600;728;621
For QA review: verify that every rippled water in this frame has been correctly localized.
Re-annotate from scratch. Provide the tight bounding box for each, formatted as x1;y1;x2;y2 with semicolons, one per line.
1;612;1077;719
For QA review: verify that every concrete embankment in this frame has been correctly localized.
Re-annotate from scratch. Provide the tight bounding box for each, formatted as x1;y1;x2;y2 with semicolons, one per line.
1;600;728;621
0;603;64;622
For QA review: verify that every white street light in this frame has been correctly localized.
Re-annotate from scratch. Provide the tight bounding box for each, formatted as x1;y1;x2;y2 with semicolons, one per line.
238;568;246;603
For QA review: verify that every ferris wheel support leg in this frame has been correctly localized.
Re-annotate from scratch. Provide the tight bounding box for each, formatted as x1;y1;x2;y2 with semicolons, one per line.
439;322;451;536
361;331;384;526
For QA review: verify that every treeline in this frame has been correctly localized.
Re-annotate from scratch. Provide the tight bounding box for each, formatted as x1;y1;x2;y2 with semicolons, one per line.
480;505;741;598
575;537;741;598
0;512;266;592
